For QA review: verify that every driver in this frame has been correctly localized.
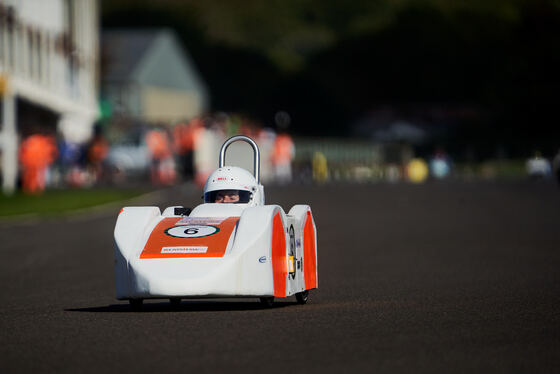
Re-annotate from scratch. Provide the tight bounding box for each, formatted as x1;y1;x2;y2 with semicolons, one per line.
214;189;240;203
203;166;263;206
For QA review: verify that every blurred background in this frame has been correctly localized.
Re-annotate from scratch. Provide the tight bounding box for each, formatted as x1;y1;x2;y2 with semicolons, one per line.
1;0;560;214
3;3;560;371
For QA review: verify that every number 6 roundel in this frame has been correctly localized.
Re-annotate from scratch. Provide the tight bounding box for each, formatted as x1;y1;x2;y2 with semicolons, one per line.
165;225;220;238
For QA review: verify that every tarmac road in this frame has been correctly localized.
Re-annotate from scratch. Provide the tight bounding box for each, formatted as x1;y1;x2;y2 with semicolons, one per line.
1;181;559;373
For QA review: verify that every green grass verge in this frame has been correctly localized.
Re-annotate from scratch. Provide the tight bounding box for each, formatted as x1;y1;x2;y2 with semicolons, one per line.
0;188;150;217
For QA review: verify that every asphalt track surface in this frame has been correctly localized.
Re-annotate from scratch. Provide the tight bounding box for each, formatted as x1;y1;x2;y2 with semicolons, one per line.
1;181;559;373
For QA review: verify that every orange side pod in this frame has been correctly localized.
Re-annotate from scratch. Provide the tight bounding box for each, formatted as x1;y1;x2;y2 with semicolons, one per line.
303;211;317;289
271;212;287;297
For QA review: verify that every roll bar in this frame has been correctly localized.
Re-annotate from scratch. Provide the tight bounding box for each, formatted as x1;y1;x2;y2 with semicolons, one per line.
219;135;260;184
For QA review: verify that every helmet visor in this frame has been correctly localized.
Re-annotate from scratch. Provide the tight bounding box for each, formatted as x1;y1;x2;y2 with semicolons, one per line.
204;189;252;204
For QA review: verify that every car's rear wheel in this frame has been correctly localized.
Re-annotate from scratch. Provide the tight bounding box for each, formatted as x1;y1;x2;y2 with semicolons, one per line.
295;290;308;304
129;298;143;310
259;296;274;307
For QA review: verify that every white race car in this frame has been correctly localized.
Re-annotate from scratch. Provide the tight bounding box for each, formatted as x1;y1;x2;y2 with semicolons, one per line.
114;135;318;308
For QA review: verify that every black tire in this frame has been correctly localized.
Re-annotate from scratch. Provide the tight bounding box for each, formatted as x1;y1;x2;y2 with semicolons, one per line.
259;296;274;307
129;298;143;311
169;298;181;307
295;290;309;305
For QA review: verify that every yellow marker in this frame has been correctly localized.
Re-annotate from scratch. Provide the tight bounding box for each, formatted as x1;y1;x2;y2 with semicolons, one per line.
288;255;295;273
407;158;429;183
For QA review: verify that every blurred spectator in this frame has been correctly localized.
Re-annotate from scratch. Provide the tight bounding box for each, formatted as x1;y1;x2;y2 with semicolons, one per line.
257;128;276;183
58;138;83;168
385;164;401;183
553;149;560;185
55;134;91;188
271;132;295;184
19;134;58;194
173;118;201;181
526;151;551;179
56;136;84;185
87;131;110;183
430;148;452;179
312;151;328;183
145;128;176;185
193;119;221;187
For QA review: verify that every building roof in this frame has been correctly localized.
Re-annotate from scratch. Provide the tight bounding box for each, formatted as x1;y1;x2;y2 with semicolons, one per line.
101;28;207;94
102;29;160;83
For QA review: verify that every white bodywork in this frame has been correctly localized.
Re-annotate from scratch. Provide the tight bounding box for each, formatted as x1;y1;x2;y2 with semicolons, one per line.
114;202;317;300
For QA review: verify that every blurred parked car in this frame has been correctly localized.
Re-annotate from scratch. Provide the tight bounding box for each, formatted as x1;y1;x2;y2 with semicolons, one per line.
108;144;150;173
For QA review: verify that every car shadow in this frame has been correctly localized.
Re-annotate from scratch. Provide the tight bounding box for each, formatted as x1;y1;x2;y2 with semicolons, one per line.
65;299;300;313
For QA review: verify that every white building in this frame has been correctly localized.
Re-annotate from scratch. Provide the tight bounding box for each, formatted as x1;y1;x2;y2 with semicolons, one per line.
0;0;99;193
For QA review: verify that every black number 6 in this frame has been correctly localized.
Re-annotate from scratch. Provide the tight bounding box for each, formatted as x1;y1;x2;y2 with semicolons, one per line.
184;228;199;235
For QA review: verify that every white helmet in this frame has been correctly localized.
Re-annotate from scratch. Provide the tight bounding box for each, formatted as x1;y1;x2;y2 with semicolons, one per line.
203;166;264;206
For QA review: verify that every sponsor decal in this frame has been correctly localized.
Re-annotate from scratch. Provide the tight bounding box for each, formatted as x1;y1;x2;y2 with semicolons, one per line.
296;239;302;248
258;256;267;263
176;217;225;226
165;225;220;238
162;246;208;254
